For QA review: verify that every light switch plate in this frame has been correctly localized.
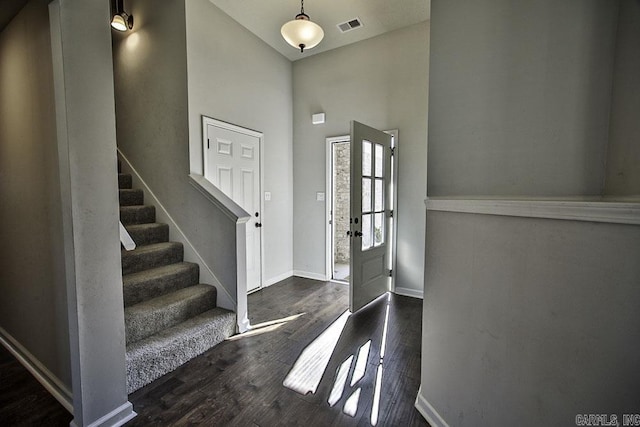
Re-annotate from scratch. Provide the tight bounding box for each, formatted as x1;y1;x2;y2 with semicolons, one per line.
264;192;271;201
316;192;325;201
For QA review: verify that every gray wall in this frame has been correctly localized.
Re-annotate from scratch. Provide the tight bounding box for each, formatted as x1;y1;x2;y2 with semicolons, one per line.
0;0;70;389
421;1;640;426
51;0;133;423
422;212;640;426
185;0;294;284
292;22;429;293
112;0;241;301
605;0;640;196
427;0;618;197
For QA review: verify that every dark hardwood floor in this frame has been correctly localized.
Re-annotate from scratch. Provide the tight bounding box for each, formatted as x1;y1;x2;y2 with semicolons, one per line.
0;277;427;426
129;277;427;426
0;345;73;426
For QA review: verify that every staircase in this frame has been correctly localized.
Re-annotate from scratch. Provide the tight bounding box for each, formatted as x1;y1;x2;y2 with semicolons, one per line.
118;161;235;393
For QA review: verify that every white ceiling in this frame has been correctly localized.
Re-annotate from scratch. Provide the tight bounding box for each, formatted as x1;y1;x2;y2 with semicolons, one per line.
209;0;430;61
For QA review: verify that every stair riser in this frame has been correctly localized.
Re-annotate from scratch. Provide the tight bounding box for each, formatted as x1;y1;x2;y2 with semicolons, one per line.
120;206;155;225
126;308;236;393
125;286;217;344
119;189;144;206
121;245;183;275
124;263;199;307
126;224;169;246
118;174;132;189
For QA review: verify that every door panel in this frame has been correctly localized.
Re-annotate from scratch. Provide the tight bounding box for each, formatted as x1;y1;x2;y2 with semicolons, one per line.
204;122;262;293
350;121;392;313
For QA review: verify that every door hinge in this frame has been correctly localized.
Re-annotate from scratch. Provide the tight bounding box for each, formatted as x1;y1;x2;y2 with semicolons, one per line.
389;210;394;218
388;269;393;277
390;147;395;156
207;138;210;149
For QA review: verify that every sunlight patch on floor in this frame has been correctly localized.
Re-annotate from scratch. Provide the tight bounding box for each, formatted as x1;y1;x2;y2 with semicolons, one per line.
283;310;350;395
371;294;391;426
328;355;353;407
350;340;371;386
343;387;362;417
282;293;393;425
249;313;306;330
371;364;384;425
227;313;306;340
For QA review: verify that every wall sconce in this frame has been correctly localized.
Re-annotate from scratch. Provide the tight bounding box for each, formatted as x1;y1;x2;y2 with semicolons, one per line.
111;0;133;32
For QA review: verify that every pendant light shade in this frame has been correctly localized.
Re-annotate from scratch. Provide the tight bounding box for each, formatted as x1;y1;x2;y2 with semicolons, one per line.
281;0;324;53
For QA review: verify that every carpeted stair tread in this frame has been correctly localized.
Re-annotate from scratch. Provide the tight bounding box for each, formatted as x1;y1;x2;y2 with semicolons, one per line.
126;307;235;393
125;283;217;345
120;205;155;225
118;173;132;189
121;242;183;275
124;223;169;246
119;189;144;206
115;159;236;394
123;262;199;307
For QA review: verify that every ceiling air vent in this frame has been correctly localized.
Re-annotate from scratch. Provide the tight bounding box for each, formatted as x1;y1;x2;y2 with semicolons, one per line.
337;18;363;33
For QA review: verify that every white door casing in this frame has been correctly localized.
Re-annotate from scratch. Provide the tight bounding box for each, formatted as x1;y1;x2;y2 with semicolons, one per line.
349;121;393;313
203;118;262;293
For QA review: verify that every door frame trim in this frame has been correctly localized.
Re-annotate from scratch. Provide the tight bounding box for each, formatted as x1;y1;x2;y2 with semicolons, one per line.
202;116;265;293
325;130;398;292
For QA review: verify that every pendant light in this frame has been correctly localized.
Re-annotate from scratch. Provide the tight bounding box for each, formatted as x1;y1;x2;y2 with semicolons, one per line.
111;0;133;32
280;0;324;53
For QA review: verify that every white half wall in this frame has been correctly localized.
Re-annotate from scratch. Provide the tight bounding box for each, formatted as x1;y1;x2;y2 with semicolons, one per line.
421;1;640;426
420;210;640;426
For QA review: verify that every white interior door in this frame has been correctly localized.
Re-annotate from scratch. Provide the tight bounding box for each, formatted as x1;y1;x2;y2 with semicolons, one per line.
203;119;262;293
349;121;393;313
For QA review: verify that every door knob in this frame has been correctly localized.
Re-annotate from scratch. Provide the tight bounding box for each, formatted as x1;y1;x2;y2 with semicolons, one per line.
255;222;262;228
354;230;363;237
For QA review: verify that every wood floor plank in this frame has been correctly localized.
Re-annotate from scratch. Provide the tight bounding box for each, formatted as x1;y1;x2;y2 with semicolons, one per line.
0;345;72;426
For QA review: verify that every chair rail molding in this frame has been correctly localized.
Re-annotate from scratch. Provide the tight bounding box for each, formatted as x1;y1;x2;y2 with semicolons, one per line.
425;197;640;225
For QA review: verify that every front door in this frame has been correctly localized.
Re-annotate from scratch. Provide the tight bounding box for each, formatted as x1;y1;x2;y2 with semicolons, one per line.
203;118;262;293
349;121;393;313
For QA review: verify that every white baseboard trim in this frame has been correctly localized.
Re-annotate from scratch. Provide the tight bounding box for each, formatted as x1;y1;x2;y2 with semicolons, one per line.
293;270;328;282
71;401;136;427
263;270;294;287
415;386;449;427
0;327;73;414
118;150;236;311
394;286;424;299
